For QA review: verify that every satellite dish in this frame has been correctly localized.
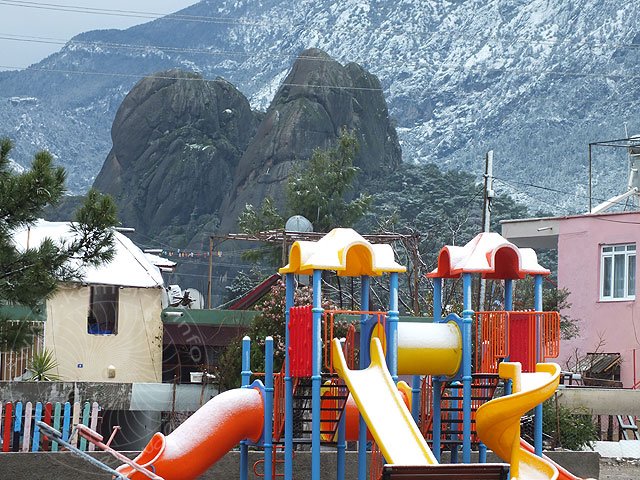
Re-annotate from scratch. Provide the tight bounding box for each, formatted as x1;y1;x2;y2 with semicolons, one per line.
285;215;313;232
185;288;204;309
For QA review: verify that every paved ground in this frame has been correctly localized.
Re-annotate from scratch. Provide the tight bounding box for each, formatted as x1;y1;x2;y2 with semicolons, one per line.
600;458;640;479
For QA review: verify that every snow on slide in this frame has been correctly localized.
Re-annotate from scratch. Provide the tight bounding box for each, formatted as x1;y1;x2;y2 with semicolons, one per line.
476;362;591;480
331;337;438;465
519;439;585;480
116;387;264;480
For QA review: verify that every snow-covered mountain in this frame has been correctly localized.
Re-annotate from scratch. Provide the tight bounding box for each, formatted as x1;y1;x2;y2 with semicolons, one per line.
0;0;638;211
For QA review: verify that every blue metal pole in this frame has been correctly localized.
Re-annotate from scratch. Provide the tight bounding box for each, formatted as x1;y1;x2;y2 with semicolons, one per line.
479;443;487;463
433;278;442;322
504;279;513;311
461;273;473;463
432;377;442;461
264;337;274;480
387;272;399;382
534;274;544;457
411;375;421;423
358;275;370;480
284;274;295;480
451;445;459;463
337;342;347;480
240;336;252;480
311;270;323;480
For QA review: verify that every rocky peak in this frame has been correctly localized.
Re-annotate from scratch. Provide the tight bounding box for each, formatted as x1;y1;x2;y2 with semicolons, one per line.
94;70;261;235
220;48;401;231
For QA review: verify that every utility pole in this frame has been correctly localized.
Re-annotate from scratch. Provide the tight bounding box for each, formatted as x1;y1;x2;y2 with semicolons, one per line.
207;237;214;309
478;150;494;312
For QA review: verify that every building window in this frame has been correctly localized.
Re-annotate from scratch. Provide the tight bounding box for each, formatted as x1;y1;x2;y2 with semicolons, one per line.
88;286;118;334
600;244;636;301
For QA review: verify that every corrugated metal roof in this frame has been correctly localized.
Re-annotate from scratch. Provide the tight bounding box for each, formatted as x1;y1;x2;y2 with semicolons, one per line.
228;274;280;310
575;353;621;375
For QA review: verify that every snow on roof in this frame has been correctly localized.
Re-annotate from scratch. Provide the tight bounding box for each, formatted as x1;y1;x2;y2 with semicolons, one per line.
279;228;406;276
144;253;177;272
12;220;164;288
427;232;550;280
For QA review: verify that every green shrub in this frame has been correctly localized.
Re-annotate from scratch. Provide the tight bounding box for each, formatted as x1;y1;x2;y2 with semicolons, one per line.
542;397;598;450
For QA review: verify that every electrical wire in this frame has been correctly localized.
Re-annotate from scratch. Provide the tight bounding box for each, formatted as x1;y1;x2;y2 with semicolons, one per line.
3;57;640;93
2;2;640;53
0;62;388;92
493;176;635;210
0;0;277;26
2;32;640;80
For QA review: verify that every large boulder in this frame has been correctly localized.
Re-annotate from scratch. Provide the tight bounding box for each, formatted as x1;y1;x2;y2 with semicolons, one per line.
219;48;402;232
94;70;261;235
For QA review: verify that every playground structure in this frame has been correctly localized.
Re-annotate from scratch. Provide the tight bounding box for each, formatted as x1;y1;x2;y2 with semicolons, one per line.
116;228;588;480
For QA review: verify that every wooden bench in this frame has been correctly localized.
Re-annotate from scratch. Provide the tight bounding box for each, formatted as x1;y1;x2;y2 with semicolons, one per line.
382;463;509;480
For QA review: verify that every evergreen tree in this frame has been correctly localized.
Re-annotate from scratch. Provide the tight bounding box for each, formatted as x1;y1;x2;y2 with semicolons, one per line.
238;129;370;236
0;137;117;348
286;129;370;232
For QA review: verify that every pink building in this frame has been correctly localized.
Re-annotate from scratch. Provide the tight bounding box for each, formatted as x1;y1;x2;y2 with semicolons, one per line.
502;211;640;388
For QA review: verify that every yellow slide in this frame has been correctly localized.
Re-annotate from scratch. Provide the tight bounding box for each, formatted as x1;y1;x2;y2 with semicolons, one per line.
476;362;561;480
331;337;437;465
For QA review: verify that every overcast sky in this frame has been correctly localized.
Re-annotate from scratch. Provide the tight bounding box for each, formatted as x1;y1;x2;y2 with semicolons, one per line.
0;1;200;70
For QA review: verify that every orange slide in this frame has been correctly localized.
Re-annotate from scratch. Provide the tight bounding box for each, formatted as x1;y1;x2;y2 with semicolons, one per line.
116;387;264;480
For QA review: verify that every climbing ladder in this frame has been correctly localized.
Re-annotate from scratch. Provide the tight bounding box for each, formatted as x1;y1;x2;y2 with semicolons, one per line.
425;374;500;451
616;415;640;440
290;374;350;443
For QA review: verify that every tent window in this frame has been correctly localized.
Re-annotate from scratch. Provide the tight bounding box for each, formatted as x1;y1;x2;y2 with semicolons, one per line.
88;286;119;335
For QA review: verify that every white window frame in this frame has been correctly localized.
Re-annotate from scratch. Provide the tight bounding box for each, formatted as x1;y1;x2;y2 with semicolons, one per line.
600;243;636;301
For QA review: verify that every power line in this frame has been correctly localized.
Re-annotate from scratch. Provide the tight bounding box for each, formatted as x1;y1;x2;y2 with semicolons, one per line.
3;32;640;73
0;34;250;58
4;58;640;96
494;176;635;212
0;0;276;26
494;178;571;212
0;63;387;92
3;1;640;52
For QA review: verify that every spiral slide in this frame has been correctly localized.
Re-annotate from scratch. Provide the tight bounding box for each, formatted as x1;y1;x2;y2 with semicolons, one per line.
116;387;264;480
519;440;584;480
331;337;438;465
476;362;587;480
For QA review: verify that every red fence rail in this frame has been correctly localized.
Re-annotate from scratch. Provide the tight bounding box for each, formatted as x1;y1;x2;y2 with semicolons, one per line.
475;311;561;373
323;310;386;372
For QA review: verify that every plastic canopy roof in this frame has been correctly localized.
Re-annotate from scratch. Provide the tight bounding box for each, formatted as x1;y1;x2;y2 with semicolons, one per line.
279;228;406;277
427;232;550;280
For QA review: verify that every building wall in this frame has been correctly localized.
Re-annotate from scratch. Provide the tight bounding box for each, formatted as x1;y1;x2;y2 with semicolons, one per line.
45;285;163;383
557;212;640;387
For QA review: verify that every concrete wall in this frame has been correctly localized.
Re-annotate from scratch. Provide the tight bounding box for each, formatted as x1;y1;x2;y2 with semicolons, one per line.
557;386;640;416
556;212;640;387
0;382;218;411
0;450;600;480
45;285;163;383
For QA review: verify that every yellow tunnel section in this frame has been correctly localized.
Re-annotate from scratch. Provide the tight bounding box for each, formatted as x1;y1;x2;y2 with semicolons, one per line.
372;321;462;377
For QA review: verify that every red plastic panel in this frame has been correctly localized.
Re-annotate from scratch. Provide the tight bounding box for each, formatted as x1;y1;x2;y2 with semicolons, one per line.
289;305;313;377
508;312;536;372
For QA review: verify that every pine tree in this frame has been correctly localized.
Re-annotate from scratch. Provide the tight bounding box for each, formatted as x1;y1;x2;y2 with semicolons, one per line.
0;137;118;349
286;129;370;232
239;129;371;236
